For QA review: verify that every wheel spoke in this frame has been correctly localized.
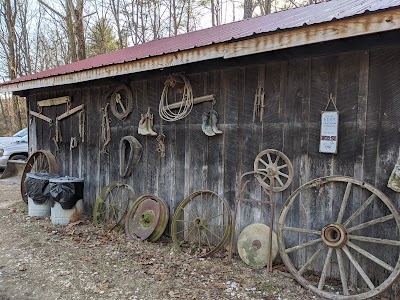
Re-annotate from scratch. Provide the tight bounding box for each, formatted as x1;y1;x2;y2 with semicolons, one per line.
285;238;323;254
259;158;269;168
275;175;284;187
204;229;212;248
266;153;273;165
182;226;196;243
337;182;352;224
349;235;400;246
343;194;376;227
336;249;349;295
276;164;287;170
207;223;228;227
175;219;191;223
347;241;394;271
343;246;375;290
174;225;195;236
204;212;225;221
274;155;280;166
277;171;289;179
203;226;223;242
283;227;321;235
298;245;327;275
348;214;394;233
318;247;333;290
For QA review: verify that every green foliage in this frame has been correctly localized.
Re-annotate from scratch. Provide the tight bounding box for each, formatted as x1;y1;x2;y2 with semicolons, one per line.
87;18;119;57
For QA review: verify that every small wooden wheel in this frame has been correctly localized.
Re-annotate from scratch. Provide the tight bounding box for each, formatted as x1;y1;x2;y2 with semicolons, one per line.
21;150;58;204
278;176;400;300
171;190;231;257
110;84;133;120
93;182;135;229
253;149;293;192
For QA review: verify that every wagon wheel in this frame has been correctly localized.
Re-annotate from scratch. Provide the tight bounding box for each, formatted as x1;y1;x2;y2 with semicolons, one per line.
20;150;58;204
93;182;135;229
125;194;169;242
171;190;231;257
254;149;293;192
278;176;400;300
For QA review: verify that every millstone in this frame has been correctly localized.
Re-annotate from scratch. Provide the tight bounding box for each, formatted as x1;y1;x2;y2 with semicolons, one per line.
237;223;278;269
131;198;161;240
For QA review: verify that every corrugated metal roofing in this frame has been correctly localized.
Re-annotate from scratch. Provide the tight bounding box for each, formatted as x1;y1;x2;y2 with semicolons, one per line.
2;0;400;86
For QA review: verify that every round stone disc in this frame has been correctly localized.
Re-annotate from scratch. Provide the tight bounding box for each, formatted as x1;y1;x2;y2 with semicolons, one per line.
131;198;161;240
237;223;278;268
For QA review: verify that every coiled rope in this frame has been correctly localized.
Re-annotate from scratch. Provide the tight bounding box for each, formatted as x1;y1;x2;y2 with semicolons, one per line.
159;74;193;122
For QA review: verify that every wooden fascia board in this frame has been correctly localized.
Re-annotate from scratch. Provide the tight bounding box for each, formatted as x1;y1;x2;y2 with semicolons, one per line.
2;8;400;93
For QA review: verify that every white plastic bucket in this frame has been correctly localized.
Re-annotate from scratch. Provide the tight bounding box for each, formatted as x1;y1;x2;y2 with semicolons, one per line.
28;197;51;217
51;199;84;225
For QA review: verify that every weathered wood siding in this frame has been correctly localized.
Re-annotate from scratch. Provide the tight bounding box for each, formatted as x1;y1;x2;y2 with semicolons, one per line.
28;43;400;291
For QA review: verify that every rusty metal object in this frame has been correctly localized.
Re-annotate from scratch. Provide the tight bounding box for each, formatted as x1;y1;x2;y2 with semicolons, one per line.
237;223;278;269
171;190;231;257
278;176;400;300
125;194;169;242
119;136;143;178
229;170;276;272
20;150;58;204
254;149;293;192
110;84;133;120
93;182;135;230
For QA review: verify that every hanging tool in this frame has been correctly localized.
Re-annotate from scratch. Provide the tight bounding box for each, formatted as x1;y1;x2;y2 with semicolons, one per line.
101;104;111;154
253;85;265;123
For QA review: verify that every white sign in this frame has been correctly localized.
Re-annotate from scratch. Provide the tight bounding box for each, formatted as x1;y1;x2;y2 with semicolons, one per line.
319;111;339;154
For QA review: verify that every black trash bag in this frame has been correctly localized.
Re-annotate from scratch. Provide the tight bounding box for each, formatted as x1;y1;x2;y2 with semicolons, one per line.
24;172;57;204
49;178;84;210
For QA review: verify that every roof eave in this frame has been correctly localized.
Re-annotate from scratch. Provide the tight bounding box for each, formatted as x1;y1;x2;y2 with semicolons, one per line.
2;8;400;94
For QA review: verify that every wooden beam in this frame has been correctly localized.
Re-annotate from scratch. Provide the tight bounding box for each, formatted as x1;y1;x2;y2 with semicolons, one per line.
163;94;215;110
37;96;71;107
29;110;53;124
56;104;84;121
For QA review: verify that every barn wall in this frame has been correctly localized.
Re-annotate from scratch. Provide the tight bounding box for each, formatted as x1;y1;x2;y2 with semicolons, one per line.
27;43;400;291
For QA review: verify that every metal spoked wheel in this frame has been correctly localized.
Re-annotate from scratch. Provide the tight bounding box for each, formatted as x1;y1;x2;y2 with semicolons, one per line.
171;190;231;257
254;149;293;192
278;176;400;300
21;150;58;204
93;182;135;229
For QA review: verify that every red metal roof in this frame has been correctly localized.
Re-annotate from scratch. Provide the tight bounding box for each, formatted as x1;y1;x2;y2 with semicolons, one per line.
2;0;400;87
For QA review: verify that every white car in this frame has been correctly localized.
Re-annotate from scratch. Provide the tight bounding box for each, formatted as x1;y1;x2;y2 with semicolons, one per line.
0;127;28;147
0;135;28;169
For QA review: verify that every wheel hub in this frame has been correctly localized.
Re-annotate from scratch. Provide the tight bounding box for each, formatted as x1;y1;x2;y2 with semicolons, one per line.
321;223;348;248
266;166;277;176
193;218;207;228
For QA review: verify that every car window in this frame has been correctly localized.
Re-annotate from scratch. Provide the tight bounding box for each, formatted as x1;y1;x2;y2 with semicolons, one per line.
18;135;28;143
13;128;28;137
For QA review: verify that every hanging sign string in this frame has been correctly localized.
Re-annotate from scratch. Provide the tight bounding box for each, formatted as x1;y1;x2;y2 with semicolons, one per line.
323;93;338;112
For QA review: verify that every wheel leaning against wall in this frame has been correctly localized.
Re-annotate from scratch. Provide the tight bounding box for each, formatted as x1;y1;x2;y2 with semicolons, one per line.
171;190;231;257
21;150;58;204
277;176;400;300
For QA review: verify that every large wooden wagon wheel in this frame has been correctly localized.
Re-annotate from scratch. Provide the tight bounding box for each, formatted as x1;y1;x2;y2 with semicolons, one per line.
171;190;231;257
93;182;135;229
278;176;400;300
21;150;58;204
254;149;293;192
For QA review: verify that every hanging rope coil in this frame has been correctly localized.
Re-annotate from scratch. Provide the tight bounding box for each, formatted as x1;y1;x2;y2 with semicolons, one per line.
159;74;194;122
119;136;143;178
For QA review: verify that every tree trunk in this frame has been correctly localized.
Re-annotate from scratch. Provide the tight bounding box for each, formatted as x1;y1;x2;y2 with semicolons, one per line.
243;0;253;19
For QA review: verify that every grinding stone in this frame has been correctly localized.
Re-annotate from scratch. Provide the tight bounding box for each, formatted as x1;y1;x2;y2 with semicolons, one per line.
237;223;278;268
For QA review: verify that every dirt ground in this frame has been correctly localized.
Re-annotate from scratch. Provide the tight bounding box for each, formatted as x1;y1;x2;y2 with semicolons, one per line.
0;180;323;300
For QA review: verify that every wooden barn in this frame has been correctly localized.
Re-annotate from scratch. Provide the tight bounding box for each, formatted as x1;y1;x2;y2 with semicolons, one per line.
1;0;400;298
